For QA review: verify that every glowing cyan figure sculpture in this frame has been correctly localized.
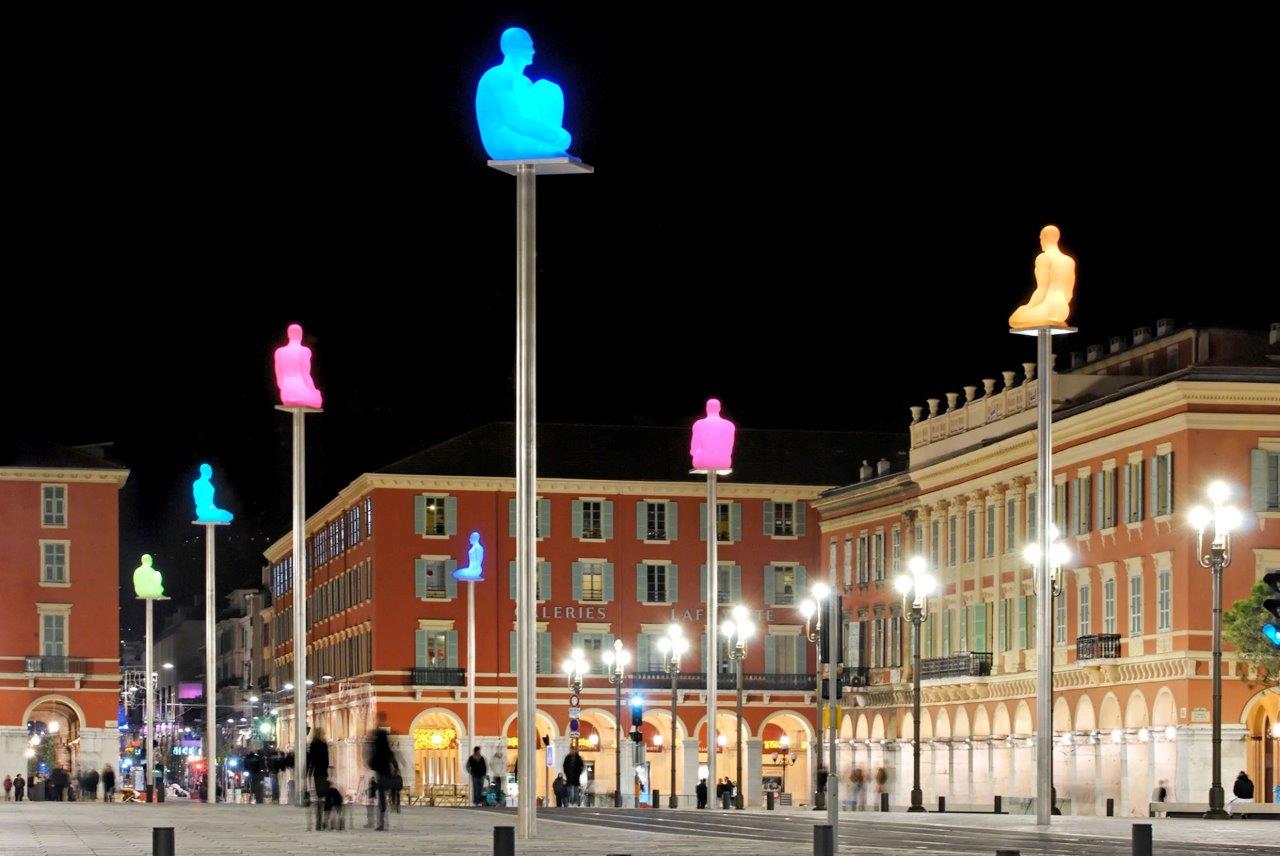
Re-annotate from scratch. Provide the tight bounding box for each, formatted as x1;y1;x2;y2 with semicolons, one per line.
193;463;234;523
1009;225;1077;330
476;27;572;160
133;554;165;599
273;324;323;408
690;398;736;471
453;531;485;581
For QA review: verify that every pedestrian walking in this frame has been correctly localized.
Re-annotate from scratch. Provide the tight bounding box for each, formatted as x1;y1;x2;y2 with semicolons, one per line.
14;773;25;802
3;774;11;801
720;777;734;809
696;777;708;809
364;711;399;830
584;776;596;807
51;766;69;802
85;768;99;801
389;770;403;812
101;765;115;803
563;746;585;806
466;747;488;806
552;773;567;807
850;767;865;810
874;766;887;809
1226;770;1254;816
307;726;331;830
490;744;507;804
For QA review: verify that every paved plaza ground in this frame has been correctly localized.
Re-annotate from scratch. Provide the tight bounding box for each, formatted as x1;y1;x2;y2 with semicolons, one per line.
1;801;1278;855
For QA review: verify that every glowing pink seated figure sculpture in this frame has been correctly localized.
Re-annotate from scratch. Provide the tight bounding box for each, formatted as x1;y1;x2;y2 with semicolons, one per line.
273;323;323;409
690;398;736;471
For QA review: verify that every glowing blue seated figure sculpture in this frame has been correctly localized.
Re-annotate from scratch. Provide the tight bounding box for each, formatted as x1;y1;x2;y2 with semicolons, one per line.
193;463;234;523
453;531;485;581
476;27;572;160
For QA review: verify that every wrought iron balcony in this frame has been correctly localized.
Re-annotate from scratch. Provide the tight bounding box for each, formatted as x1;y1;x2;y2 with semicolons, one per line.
25;655;88;675
919;651;992;680
627;671;818;692
411;667;466;687
1076;633;1121;661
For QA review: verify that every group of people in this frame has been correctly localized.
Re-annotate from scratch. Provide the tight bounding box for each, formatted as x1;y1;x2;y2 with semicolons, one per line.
305;712;403;832
846;766;888;810
464;746;509;807
551;745;588;806
3;765;118;803
694;776;738;809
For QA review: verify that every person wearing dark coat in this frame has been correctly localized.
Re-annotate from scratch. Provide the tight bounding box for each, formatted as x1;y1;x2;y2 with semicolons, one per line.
85;768;100;801
13;773;25;802
696;778;708;809
51;767;70;802
365;712;399;830
562;747;585;806
465;747;488;806
1227;770;1255;815
307;727;331;830
101;766;115;802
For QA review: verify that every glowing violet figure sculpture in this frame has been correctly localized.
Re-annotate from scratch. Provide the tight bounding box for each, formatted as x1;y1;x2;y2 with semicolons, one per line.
193;463;234;523
453;531;485;581
273;324;323;409
133;554;165;599
690;398;736;471
476;27;572;160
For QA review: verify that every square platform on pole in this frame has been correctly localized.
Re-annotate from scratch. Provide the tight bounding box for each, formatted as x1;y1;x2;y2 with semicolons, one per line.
487;157;594;176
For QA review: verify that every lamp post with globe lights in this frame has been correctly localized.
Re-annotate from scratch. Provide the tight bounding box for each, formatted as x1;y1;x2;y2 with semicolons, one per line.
894;556;937;812
601;639;631;807
799;581;831;809
721;605;754;808
656;625;688;808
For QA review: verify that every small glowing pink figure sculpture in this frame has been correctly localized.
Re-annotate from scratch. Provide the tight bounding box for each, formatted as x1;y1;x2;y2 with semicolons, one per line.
690;398;736;471
273;324;323;409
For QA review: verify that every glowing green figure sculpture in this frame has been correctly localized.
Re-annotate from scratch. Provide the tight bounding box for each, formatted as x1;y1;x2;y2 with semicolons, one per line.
475;27;572;160
133;554;165;599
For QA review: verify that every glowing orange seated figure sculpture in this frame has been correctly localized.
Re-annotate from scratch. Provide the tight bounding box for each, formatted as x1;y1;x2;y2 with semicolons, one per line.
1009;225;1076;330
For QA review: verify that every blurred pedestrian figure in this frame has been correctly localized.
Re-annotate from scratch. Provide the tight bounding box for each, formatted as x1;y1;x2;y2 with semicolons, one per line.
696;777;708;809
85;767;99;801
3;774;11;801
850;767;865;810
364;711;399;830
552;773;567;807
466;747;488;806
101;766;115;803
307;726;331;830
14;773;25;802
874;766;888;809
563;746;584;806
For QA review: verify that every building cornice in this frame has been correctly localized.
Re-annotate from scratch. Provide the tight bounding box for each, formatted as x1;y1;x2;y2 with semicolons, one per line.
0;467;129;487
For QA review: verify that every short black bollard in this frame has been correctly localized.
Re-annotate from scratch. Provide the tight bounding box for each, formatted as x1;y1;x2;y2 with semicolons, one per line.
813;824;834;856
994;795;1003;814
766;790;775;811
996;850;1021;856
879;791;889;812
937;795;946;812
152;828;175;856
494;825;515;856
652;790;660;808
1132;823;1152;856
1106;797;1114;817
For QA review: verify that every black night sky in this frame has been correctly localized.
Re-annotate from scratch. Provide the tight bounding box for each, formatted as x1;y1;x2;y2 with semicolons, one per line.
5;7;1269;639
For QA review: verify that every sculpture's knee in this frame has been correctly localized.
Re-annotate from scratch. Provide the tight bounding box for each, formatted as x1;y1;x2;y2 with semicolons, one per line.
530;79;565;123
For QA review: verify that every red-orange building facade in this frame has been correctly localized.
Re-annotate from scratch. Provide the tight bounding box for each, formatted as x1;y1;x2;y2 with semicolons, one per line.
1;443;127;780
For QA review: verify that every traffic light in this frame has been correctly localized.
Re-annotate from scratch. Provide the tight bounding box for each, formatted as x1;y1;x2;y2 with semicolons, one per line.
1263;571;1280;648
629;695;644;743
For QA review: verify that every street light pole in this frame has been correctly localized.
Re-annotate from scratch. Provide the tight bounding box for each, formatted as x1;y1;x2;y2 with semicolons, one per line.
1190;482;1241;820
602;640;630;809
658;625;688;809
722;605;754;810
800;583;830;810
895;556;937;813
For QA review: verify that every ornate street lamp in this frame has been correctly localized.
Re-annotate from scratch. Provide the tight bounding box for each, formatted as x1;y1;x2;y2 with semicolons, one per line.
601;639;631;808
656;625;689;808
799;581;831;810
894;556;937;813
722;605;755;809
1023;523;1069;816
562;648;590;750
1189;481;1243;820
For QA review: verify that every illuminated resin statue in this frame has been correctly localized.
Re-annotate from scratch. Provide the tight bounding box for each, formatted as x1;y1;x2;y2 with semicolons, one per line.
453;531;485;581
690;398;736;471
193;463;234;523
133;554;165;599
273;324;323;408
476;27;572;160
1009;225;1077;330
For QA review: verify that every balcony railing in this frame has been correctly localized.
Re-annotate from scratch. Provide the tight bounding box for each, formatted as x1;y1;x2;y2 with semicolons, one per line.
25;655;88;675
1076;633;1121;661
920;651;992;680
627;671;820;692
411;667;466;687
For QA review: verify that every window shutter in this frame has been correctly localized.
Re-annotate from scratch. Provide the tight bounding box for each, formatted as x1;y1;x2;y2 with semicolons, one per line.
796;502;807;537
699;503;707;541
669;565;679;602
509;631;517;673
764;500;775;536
666;502;678;540
637;634;650;671
764;565;776;606
1163;453;1174;515
699;564;707;604
602;500;615;540
731;565;742;601
415;558;427;598
636;563;648;602
572;632;584;652
637;502;647;540
1147;457;1158;518
572;563;583;601
446;630;458;668
794;635;808;675
414;496;427;536
509;560;518;599
1122;465;1132;524
538;561;552;602
538;498;551;538
794;565;807;601
415;628;427;668
1096;473;1105;530
603;563;615;602
730;503;742;541
444;497;458;535
1250;449;1270;511
445;560;458;599
765;637;777;674
538;632;552;675
572;501;584;539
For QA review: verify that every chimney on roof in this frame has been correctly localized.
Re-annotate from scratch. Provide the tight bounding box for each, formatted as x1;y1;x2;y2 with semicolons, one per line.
1109;335;1126;354
859;460;874;481
1156;318;1176;337
1069;351;1085;369
1132;326;1152;345
876;457;891;477
1086;344;1104;363
1270;322;1279;345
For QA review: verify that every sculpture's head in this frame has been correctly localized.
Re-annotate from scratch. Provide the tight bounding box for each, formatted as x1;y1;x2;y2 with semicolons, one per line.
705;398;721;417
469;531;481;546
1039;224;1061;250
500;27;535;68
199;463;213;479
140;554;153;568
287;323;303;344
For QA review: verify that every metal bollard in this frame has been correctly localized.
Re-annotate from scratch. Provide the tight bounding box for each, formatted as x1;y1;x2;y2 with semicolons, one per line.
938;795;946;812
813;824;834;856
766;790;775;811
996;850;1021;856
1132;823;1152;856
152;828;175;856
652;790;660;808
1107;797;1114;817
494;825;515;856
880;791;889;812
993;795;1003;814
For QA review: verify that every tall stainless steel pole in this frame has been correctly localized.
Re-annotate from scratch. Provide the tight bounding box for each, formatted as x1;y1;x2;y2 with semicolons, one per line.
827;573;839;833
467;580;476;761
291;409;307;806
145;597;155;802
705;471;718;792
206;523;217;804
515;162;538;840
1034;328;1053;826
